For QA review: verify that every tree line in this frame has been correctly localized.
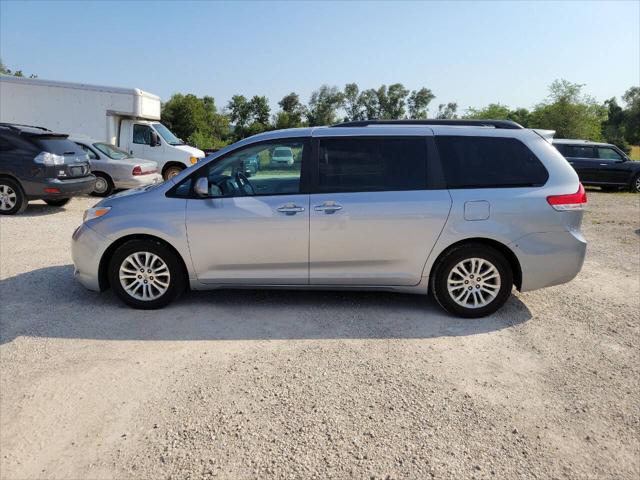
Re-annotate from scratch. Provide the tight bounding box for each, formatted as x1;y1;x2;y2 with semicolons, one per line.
1;60;637;152
161;80;639;153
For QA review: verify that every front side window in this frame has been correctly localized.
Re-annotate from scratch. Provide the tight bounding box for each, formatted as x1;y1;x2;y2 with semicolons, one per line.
133;124;152;145
317;137;428;193
596;147;623;160
188;140;305;198
436;136;548;188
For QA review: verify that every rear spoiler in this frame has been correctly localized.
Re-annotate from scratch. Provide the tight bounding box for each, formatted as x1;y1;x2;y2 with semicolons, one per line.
533;129;556;143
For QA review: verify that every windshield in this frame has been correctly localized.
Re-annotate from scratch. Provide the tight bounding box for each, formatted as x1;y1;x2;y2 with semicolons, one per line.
153;123;183;146
93;142;132;160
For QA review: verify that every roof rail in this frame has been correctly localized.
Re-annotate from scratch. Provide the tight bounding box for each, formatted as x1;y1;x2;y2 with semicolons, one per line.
330;119;524;129
0;122;52;132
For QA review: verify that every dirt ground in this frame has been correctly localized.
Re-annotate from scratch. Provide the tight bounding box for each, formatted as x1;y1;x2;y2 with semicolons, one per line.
0;191;638;480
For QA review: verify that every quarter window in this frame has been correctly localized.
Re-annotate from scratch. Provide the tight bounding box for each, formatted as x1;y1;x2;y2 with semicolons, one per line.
436;136;548;188
317;137;428;193
76;143;99;160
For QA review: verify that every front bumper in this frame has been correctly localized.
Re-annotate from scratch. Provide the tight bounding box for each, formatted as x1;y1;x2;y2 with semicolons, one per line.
114;173;163;190
71;222;111;291
23;175;97;200
510;230;587;292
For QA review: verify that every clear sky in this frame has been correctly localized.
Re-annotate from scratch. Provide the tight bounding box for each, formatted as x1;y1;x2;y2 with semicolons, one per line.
1;0;638;115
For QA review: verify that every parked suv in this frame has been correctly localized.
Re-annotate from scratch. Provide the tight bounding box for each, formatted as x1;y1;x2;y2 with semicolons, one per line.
553;139;640;192
0;123;96;215
72;120;587;318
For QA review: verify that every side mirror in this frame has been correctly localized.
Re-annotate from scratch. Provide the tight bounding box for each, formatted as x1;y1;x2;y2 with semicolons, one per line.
194;177;209;197
150;131;161;147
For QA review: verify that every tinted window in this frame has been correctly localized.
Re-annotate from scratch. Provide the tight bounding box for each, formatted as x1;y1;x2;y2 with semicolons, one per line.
33;136;85;156
436;136;548;188
317;137;427;193
596;147;623;160
554;144;569;156
566;145;594;158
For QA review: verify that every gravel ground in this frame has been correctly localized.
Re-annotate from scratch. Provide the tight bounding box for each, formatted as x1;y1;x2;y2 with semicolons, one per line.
0;191;638;480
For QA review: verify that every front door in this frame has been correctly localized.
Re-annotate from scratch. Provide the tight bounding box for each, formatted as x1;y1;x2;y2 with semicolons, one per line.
130;123;152;159
186;138;310;284
309;136;451;286
594;146;629;184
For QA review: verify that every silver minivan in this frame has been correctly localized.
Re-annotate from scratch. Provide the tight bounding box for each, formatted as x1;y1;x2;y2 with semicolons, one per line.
71;120;587;318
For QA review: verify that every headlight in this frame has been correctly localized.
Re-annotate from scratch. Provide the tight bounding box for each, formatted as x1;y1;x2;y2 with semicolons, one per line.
34;151;65;166
190;156;199;164
83;206;111;222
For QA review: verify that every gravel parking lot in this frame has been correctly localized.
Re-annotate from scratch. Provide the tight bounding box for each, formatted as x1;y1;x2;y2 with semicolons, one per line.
0;191;638;480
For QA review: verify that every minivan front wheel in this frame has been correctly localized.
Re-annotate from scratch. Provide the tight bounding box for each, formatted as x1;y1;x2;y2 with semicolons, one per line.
108;239;185;309
432;244;513;318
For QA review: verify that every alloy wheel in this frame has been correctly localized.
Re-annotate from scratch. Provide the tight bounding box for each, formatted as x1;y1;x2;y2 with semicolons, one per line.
447;257;501;309
0;184;17;211
119;251;171;301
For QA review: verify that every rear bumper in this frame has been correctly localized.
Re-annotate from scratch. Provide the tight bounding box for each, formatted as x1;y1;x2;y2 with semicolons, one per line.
23;175;97;200
114;173;163;190
71;222;110;291
510;230;587;292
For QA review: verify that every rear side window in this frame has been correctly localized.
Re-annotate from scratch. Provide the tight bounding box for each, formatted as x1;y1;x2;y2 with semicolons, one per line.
435;136;548;189
565;145;594;158
317;137;427;193
32;136;85;156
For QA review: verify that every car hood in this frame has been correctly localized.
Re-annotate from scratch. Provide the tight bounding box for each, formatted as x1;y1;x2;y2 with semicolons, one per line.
174;144;205;158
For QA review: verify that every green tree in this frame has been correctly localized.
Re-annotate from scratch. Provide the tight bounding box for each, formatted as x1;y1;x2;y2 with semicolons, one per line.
436;102;458;119
343;83;363;121
227;95;252;133
622;87;640;145
306;85;344;126
601;97;629;152
465;103;511;119
359;89;380;120
274;92;306;129
161;93;229;149
0;59;36;78
407;88;435;119
529;79;606;140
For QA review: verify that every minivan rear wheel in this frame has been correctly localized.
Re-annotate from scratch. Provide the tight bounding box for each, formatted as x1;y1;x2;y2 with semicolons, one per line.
0;178;27;215
431;244;513;318
108;239;185;309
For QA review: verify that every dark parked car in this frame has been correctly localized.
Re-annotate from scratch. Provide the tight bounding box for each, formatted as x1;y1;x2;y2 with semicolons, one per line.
553;139;640;193
0;123;96;215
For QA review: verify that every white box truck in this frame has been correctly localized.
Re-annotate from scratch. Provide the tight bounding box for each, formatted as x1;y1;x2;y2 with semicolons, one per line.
0;76;205;179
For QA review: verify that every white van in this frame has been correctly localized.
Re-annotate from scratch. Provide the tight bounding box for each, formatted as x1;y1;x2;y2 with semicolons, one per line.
0;76;205;179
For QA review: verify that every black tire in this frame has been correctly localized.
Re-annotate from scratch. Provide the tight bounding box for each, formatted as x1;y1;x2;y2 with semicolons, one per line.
163;165;184;180
630;174;640;193
0;178;28;215
431;243;513;318
91;172;115;197
108;239;185;309
44;198;71;207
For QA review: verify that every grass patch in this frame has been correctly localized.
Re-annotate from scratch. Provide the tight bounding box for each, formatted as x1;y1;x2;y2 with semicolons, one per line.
630;145;640;161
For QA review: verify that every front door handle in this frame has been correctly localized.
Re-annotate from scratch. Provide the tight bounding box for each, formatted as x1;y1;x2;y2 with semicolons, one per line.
277;203;305;215
599;163;608;166
314;201;342;214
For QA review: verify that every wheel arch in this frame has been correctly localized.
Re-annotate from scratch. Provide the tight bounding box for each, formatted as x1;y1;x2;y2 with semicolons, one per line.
0;173;24;189
98;233;190;291
428;237;522;291
162;162;186;178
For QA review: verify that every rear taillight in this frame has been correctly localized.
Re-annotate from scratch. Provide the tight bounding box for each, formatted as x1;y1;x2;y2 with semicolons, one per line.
547;183;587;211
132;166;157;176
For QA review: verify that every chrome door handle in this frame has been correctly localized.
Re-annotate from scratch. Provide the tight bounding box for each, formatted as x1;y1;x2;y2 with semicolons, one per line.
277;204;305;215
314;202;342;214
599;163;608;166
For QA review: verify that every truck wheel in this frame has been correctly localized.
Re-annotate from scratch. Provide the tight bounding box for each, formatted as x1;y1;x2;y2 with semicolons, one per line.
163;165;184;180
0;178;28;215
92;172;115;197
630;174;640;193
44;198;71;207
